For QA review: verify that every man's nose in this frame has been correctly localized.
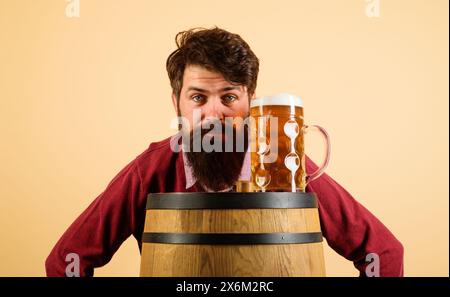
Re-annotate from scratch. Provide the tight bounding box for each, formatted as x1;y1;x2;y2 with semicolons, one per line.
202;98;225;121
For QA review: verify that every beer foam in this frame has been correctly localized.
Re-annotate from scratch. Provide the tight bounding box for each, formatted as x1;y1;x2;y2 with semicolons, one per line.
250;93;303;108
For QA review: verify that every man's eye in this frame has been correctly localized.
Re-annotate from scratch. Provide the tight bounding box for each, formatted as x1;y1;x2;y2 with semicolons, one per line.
222;94;237;103
191;95;205;102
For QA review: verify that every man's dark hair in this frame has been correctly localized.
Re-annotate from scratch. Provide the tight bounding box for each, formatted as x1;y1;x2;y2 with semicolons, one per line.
166;27;259;100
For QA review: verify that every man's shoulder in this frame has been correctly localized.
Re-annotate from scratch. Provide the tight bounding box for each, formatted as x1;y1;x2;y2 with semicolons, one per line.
147;136;173;152
134;135;178;166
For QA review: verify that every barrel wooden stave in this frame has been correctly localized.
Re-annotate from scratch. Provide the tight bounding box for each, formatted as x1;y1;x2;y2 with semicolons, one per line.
141;243;325;276
144;208;321;233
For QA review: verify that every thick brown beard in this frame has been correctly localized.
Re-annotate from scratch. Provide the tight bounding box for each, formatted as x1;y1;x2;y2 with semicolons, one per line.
183;121;249;191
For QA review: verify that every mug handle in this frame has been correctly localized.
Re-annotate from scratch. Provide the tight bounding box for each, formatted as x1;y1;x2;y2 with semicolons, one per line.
303;125;331;184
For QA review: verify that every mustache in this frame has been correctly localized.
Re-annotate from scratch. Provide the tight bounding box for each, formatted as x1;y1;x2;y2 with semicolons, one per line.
191;118;235;133
182;119;249;153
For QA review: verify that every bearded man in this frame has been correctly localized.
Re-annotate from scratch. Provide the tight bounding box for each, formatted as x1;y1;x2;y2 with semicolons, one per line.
46;27;403;277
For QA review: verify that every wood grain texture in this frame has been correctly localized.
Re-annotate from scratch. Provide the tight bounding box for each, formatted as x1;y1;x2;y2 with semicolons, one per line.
140;207;326;276
144;209;321;233
140;243;325;276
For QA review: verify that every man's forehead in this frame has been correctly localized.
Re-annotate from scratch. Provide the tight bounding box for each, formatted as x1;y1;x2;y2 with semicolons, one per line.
182;65;246;92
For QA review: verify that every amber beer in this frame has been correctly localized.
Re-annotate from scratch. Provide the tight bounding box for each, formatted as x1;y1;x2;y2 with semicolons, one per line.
250;93;330;192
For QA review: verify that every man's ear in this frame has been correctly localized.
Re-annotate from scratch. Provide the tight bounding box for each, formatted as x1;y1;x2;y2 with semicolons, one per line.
171;93;179;114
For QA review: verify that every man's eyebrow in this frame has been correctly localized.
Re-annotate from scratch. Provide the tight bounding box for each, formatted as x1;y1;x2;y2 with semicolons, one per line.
186;87;209;93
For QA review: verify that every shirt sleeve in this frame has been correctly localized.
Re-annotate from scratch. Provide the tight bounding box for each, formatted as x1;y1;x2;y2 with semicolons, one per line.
305;156;404;276
45;159;145;277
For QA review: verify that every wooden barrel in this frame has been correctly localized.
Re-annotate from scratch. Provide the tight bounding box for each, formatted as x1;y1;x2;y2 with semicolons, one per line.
140;192;326;276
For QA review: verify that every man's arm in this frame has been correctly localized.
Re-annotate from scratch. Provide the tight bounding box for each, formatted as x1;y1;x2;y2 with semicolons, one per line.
306;157;404;276
45;159;145;276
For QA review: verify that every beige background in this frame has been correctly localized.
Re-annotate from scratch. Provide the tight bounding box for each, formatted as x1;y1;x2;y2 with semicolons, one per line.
0;0;448;276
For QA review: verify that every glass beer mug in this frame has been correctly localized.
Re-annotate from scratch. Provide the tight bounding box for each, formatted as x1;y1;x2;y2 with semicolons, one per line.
250;93;330;192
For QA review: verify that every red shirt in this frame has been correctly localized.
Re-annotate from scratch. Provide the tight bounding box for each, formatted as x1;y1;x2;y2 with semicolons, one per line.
45;136;404;276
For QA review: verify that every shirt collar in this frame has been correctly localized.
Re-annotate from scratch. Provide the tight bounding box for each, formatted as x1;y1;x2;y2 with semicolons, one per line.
170;133;251;191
